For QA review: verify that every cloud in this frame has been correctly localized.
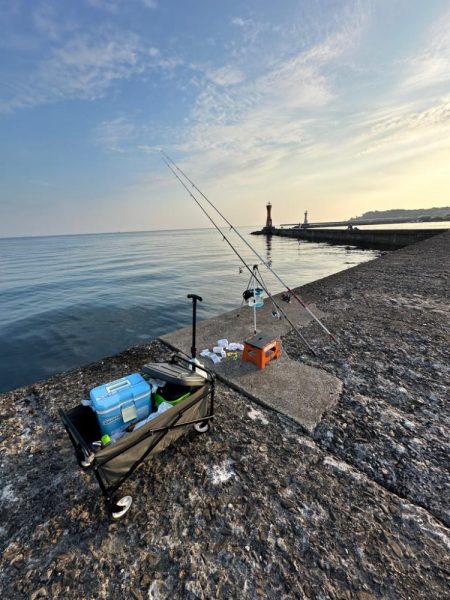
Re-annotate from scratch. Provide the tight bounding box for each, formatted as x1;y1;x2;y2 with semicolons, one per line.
88;2;449;227
86;0;121;13
96;19;355;195
353;97;450;157
400;8;450;91
0;30;178;112
184;32;349;155
39;32;144;100
93;117;138;152
86;1;377;214
369;99;450;137
86;0;157;11
152;27;365;204
231;17;246;28
348;5;450;161
183;1;370;149
149;2;439;219
230;15;270;44
32;2;77;41
207;65;245;87
93;116;177;153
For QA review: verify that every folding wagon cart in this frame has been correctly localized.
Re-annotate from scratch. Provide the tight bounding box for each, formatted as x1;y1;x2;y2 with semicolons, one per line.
59;295;215;519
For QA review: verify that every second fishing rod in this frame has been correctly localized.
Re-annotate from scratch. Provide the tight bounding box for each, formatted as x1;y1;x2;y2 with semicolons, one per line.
161;150;337;344
161;155;317;356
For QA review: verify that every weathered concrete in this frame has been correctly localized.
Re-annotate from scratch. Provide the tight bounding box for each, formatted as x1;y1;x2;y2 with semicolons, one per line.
253;226;448;250
161;296;342;433
1;343;449;599
283;230;450;526
279;217;450;228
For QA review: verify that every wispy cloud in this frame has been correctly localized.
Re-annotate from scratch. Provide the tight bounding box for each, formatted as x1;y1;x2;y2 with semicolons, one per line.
86;0;158;12
32;2;77;41
352;96;450;158
231;17;246;28
90;3;372;202
180;30;355;161
400;8;450;92
92;16;359;192
93;116;177;153
0;29;178;112
342;7;450;164
93;116;138;152
171;1;450;206
206;65;245;87
230;16;270;44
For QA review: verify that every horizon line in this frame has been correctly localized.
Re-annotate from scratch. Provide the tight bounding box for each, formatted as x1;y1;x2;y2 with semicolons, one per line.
0;224;259;241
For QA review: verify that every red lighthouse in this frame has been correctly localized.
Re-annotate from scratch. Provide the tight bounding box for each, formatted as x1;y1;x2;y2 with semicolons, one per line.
265;201;273;229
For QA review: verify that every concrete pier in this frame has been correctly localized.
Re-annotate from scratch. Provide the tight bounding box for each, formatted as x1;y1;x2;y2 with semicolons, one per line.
0;232;449;599
161;297;342;433
253;226;448;249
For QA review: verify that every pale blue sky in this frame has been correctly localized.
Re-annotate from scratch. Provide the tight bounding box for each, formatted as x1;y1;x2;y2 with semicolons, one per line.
0;0;449;236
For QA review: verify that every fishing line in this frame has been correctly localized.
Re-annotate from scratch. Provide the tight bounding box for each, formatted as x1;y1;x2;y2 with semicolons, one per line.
162;155;317;355
255;265;281;319
161;150;337;343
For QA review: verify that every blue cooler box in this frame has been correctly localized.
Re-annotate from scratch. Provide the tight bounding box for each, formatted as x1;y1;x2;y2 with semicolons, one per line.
90;373;151;437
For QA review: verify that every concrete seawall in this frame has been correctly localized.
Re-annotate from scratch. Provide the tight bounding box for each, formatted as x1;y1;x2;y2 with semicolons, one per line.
0;232;449;598
253;226;448;249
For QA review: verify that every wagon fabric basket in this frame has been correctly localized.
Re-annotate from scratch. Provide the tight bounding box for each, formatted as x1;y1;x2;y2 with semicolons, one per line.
60;354;215;520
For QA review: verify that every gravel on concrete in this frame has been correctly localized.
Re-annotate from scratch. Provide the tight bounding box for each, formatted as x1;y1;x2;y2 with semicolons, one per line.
282;231;450;527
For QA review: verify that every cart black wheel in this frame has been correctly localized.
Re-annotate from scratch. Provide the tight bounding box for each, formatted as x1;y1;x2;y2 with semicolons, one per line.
110;496;132;520
194;421;210;434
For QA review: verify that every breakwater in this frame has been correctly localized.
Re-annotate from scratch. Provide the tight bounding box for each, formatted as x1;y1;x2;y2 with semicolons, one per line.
0;232;449;598
253;226;448;249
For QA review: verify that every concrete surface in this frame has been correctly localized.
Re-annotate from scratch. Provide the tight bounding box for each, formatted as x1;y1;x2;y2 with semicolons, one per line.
2;342;449;599
161;292;342;432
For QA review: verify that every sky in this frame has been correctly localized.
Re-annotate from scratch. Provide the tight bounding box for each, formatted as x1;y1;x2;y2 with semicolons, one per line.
0;0;449;237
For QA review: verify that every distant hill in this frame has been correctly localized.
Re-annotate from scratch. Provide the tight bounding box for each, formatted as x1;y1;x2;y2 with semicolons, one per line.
350;207;450;222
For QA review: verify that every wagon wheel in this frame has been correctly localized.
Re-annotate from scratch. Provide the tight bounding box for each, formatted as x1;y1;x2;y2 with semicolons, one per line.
194;421;210;434
109;496;133;520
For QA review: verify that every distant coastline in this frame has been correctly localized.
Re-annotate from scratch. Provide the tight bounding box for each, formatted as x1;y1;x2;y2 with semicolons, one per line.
349;206;450;222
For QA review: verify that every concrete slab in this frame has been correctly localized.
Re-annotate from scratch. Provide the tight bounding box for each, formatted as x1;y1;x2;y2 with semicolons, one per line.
160;292;342;432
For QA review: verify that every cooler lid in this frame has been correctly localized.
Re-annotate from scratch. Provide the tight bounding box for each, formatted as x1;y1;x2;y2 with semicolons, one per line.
142;362;206;387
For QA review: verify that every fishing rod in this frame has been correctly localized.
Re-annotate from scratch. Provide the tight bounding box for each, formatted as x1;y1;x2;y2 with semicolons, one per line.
161;155;317;355
161;150;337;343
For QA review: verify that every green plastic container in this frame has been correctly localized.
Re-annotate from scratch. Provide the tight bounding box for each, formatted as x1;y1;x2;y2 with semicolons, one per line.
154;391;191;407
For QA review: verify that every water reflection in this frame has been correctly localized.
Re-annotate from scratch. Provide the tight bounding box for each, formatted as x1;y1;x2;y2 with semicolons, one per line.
265;234;272;267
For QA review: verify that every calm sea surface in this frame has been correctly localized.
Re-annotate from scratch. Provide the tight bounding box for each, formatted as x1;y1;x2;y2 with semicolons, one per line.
0;227;382;392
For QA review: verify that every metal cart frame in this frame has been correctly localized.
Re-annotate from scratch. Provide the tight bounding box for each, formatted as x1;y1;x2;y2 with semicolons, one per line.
60;354;215;519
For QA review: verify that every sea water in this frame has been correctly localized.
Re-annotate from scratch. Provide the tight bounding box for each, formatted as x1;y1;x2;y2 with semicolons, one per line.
0;227;380;393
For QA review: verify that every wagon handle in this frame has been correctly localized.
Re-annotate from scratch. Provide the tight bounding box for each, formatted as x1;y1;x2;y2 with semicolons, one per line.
187;294;202;359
